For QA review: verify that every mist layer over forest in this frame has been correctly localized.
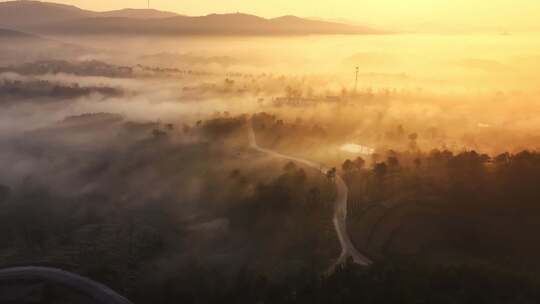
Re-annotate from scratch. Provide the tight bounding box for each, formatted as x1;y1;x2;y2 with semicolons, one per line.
2;31;540;303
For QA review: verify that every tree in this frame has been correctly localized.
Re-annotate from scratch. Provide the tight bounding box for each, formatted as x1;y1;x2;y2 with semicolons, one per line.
342;159;355;172
372;153;381;164
326;168;337;182
387;156;400;171
354;157;366;170
307;187;321;205
373;162;388;178
284;161;297;172
494;152;511;165
295;168;307;184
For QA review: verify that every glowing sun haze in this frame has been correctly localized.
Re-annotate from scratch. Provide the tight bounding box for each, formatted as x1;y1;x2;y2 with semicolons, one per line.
49;0;540;32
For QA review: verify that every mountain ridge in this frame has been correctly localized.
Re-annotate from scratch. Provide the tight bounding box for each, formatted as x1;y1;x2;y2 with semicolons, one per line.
0;1;383;35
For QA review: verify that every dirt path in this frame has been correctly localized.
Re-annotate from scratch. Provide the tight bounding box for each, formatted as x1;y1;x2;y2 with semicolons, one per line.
248;122;371;269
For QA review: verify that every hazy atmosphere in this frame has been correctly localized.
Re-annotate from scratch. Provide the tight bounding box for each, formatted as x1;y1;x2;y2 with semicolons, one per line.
43;0;540;32
1;1;540;303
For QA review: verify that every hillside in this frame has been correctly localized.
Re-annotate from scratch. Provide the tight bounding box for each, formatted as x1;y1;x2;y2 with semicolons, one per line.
0;1;93;27
0;1;381;36
99;8;179;19
26;13;380;36
0;28;37;39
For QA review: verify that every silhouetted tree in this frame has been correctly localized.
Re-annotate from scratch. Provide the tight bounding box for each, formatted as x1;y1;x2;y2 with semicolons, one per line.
326;168;337;182
284;161;297;172
387;156;400;171
373;162;388;178
342;159;354;172
354;157;366;170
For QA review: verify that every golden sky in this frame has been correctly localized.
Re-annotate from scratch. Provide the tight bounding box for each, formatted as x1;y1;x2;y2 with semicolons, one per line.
51;0;540;31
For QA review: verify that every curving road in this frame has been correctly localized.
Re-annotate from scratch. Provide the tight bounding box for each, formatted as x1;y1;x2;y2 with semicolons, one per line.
248;121;372;269
0;266;133;304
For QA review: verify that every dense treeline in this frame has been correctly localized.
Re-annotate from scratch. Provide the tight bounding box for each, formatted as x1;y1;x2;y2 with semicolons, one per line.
0;60;134;78
3;111;540;302
227;160;338;274
128;257;540;303
344;149;540;271
0;114;338;301
0;79;122;102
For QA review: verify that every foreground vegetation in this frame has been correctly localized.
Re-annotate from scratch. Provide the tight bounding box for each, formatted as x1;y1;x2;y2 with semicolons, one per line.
2;113;540;303
127;257;540;303
0;115;338;301
344;149;540;272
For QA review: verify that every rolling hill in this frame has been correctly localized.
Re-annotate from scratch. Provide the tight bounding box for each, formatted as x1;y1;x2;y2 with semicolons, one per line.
0;27;88;66
0;28;37;39
98;8;179;19
0;1;94;27
0;1;381;36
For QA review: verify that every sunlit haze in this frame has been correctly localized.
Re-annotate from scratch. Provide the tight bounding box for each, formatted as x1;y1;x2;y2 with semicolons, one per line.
46;0;540;32
2;1;540;303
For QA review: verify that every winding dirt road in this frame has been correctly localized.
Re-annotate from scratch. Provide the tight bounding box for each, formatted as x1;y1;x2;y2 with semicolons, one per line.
248;122;372;269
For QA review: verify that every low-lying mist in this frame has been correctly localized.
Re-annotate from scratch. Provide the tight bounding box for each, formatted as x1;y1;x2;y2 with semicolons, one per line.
2;32;540;302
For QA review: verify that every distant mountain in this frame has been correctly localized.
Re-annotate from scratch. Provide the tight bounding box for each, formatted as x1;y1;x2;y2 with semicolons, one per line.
0;1;381;36
26;13;382;36
0;1;94;27
0;1;179;27
307;17;360;26
98;8;179;19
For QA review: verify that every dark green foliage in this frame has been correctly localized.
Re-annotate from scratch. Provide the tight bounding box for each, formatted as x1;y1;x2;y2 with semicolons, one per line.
347;149;540;272
227;163;338;274
201;116;246;138
4;111;540;303
131;258;540;304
